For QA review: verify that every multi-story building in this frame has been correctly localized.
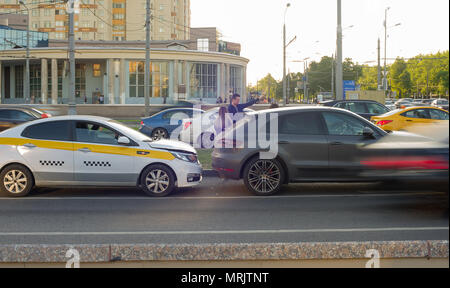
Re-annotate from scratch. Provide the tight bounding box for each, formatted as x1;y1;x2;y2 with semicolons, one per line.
0;0;190;41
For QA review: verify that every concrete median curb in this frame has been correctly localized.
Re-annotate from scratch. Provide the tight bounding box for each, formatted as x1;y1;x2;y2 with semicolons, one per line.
0;241;447;263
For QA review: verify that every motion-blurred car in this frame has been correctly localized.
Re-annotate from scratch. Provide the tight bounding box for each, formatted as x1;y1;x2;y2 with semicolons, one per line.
212;106;388;195
385;99;396;111
319;100;390;120
371;107;449;132
139;108;204;140
0;106;51;132
431;99;449;111
359;128;448;191
179;107;254;148
0;115;202;197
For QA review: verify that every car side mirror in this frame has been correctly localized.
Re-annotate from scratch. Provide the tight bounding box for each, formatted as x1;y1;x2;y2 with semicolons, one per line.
363;127;375;139
118;136;131;145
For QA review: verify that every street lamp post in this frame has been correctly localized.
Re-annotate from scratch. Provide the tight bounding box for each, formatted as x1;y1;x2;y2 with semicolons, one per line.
283;3;291;107
19;1;30;102
383;7;390;93
336;0;343;100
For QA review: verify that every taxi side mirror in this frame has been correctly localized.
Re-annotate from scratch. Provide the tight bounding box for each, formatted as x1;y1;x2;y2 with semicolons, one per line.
118;136;131;145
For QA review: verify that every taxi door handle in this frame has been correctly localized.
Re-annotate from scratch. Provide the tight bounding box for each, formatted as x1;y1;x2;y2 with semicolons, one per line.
23;143;36;148
78;148;91;153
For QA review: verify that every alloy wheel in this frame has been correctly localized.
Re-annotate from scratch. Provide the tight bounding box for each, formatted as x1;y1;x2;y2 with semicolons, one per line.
145;169;170;194
3;170;28;194
247;160;281;194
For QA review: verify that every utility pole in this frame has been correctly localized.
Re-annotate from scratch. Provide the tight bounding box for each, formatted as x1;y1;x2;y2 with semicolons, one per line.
336;0;343;100
331;54;334;98
145;0;151;116
287;69;290;104
303;61;308;103
377;38;381;90
283;23;287;106
383;7;390;94
68;0;76;115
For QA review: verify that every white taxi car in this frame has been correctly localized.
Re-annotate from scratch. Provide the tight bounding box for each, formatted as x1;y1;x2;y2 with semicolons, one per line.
0;116;202;197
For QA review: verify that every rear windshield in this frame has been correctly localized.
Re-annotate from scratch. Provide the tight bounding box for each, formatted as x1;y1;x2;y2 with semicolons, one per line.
379;109;402;117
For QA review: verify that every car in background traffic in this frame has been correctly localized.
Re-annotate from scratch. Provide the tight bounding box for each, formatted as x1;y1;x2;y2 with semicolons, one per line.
394;98;414;109
432;99;449;111
0;115;202;197
139;108;204;140
0;106;51;132
179;107;254;148
319;100;390;120
371;106;449;132
385;99;396;111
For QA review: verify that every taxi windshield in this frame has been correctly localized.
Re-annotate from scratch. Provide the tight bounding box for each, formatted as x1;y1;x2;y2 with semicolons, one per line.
107;120;153;142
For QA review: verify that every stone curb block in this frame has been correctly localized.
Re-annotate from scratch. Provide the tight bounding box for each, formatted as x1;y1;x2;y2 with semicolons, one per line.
0;241;447;263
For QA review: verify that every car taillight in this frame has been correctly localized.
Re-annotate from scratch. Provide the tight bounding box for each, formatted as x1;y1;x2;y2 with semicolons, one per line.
184;122;192;130
41;113;51;119
141;121;144;126
376;120;393;126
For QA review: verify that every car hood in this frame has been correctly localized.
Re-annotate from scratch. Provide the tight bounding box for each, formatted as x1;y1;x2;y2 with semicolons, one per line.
147;139;196;154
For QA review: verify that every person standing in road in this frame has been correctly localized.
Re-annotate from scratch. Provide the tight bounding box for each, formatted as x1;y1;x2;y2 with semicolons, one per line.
228;93;260;116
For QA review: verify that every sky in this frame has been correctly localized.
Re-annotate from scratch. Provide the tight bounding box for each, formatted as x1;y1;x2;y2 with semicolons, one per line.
191;0;450;85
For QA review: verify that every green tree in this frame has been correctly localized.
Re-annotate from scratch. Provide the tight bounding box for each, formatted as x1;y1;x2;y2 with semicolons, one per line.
389;58;412;97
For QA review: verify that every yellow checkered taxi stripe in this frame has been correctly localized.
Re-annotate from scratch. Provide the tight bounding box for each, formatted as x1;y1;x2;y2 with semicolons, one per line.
0;138;175;161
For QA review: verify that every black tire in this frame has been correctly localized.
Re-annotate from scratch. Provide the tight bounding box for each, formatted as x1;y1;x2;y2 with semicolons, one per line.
0;164;34;197
243;157;285;196
140;164;176;197
198;132;215;149
151;128;169;141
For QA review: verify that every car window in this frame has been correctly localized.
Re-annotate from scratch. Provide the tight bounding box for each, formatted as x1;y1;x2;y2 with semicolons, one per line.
162;111;178;120
334;102;346;109
22;121;71;141
279;112;324;135
429;109;449;120
322;112;367;136
75;122;122;145
345;102;367;114
366;103;389;115
401;109;430;119
0;109;35;121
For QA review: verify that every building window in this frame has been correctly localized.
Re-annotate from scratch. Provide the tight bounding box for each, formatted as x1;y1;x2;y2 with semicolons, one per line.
93;64;102;77
15;65;24;99
230;66;242;95
75;64;86;98
30;65;41;101
189;63;217;99
113;13;125;20
129;61;169;99
197;39;209;52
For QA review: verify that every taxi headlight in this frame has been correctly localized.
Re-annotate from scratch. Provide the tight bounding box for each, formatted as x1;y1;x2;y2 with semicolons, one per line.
171;152;198;163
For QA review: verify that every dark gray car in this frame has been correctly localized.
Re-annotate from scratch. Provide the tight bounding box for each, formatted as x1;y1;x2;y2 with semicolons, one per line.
212;107;388;195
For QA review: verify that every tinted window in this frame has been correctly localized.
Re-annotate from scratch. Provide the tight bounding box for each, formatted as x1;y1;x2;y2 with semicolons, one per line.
279;112;324;135
429;109;449;120
75;122;122;145
162;110;191;120
0;109;35;121
401;109;430;119
22;121;71;141
347;102;367;113
366;103;389;115
322;112;367;136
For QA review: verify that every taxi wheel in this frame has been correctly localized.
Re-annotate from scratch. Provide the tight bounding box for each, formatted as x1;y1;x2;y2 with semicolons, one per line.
140;164;175;197
0;165;34;197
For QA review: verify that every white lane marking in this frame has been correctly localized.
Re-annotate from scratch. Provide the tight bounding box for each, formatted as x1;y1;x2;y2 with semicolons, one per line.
0;192;444;201
0;227;448;236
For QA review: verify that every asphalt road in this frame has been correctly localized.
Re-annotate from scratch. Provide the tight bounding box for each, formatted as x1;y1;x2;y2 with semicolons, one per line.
0;176;448;245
